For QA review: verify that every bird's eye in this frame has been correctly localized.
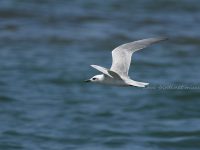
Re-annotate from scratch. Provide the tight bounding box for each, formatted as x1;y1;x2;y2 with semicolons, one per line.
92;78;96;80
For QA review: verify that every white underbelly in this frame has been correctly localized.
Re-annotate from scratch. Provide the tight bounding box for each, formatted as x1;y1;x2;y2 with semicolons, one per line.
102;78;127;86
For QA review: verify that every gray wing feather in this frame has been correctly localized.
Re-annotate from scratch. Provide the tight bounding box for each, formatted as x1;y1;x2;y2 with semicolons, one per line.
110;37;167;77
91;65;122;79
91;65;112;78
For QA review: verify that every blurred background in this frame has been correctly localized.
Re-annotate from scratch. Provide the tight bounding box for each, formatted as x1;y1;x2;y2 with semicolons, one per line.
0;0;200;150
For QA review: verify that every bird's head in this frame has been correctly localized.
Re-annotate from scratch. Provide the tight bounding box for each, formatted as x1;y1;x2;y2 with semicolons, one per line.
85;74;104;83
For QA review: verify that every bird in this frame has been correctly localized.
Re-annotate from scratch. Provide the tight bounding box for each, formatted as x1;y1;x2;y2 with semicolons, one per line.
85;37;167;87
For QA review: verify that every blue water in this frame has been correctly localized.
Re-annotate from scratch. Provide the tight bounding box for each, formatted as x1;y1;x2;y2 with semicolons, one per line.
0;0;200;150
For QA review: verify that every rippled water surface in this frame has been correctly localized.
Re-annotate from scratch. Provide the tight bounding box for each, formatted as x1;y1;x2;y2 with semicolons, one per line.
0;0;200;150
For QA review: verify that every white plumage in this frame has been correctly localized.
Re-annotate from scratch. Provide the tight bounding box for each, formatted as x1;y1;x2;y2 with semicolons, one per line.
86;37;167;87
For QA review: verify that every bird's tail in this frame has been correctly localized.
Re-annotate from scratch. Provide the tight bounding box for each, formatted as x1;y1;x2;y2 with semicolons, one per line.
126;79;149;87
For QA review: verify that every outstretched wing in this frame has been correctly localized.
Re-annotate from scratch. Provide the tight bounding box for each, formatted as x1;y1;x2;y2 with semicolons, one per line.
110;37;167;77
91;65;121;79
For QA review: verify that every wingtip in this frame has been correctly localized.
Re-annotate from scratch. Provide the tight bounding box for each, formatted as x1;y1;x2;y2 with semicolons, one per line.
148;36;168;44
90;64;96;68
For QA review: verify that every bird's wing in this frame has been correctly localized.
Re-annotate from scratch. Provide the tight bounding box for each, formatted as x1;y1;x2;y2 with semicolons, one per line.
107;70;122;79
91;65;121;79
110;37;167;77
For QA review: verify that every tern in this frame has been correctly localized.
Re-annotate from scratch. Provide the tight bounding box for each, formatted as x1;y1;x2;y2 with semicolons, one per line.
85;37;167;87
